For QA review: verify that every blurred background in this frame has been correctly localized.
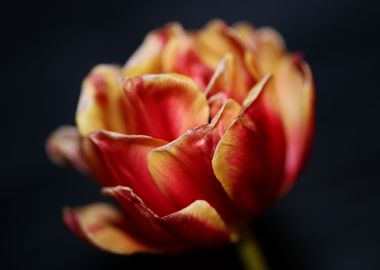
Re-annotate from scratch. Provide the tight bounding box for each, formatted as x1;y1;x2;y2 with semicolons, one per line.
1;0;380;269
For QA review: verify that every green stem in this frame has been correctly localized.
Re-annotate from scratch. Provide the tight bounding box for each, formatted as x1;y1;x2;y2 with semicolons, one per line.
236;226;268;270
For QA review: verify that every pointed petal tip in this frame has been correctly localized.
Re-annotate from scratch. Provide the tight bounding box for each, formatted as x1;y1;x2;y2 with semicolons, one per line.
242;74;272;108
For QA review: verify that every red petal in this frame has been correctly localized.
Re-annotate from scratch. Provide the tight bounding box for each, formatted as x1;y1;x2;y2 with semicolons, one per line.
104;186;235;250
88;130;176;216
76;65;135;135
102;187;177;249
63;203;156;254
212;77;286;215
123;74;209;141
162;35;214;90
162;199;237;248
147;100;242;222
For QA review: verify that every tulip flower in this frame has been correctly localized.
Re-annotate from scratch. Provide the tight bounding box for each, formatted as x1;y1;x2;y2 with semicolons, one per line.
47;20;314;267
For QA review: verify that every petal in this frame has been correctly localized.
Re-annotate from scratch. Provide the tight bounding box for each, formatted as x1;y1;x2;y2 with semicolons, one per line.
76;64;135;135
204;55;234;97
123;74;209;141
46;126;88;174
234;22;285;76
255;27;286;74
195;21;255;102
102;187;177;249
195;20;243;67
212;76;286;215
105;186;235;250
162;34;214;89
232;22;258;50
88;130;176;216
147;100;242;222
63;203;155;254
271;55;315;194
123;23;184;77
208;92;228;119
211;99;243;132
162;200;237;248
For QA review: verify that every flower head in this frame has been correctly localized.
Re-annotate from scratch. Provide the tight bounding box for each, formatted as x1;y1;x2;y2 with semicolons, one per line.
47;20;315;254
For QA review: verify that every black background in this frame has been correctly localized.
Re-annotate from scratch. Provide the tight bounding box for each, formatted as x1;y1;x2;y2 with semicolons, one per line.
1;0;380;269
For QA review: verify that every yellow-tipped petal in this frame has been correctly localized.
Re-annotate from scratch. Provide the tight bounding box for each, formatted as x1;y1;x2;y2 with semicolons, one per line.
234;22;285;76
195;21;255;102
271;55;315;194
123;23;184;77
148;100;242;223
212;77;286;215
76;64;134;135
63;203;155;254
123;73;209;141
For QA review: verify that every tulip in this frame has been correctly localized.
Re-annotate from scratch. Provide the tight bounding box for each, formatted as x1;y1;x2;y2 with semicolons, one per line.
47;20;314;260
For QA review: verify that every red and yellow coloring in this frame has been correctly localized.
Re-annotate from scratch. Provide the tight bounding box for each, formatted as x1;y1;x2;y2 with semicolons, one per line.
47;20;315;254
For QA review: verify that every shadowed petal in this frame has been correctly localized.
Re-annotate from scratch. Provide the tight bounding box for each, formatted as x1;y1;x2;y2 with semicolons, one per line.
104;186;235;250
147;100;242;222
46;126;88;174
123;74;209;141
88;130;176;216
76;64;135;135
63;203;156;254
212;77;286;215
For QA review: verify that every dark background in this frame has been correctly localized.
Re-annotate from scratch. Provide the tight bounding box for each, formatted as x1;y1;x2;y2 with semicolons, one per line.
1;0;380;269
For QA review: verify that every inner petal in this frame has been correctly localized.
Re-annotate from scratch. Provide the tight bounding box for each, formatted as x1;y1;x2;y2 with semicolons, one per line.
123;73;209;141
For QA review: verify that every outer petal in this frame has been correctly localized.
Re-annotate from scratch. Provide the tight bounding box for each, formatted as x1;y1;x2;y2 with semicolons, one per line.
87;130;176;216
271;55;315;194
123;74;209;141
123;23;184;77
46;126;88;174
76;64;135;135
147;100;242;223
102;187;177;249
104;186;235;250
162;200;237;248
212;77;286;215
63;203;155;254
